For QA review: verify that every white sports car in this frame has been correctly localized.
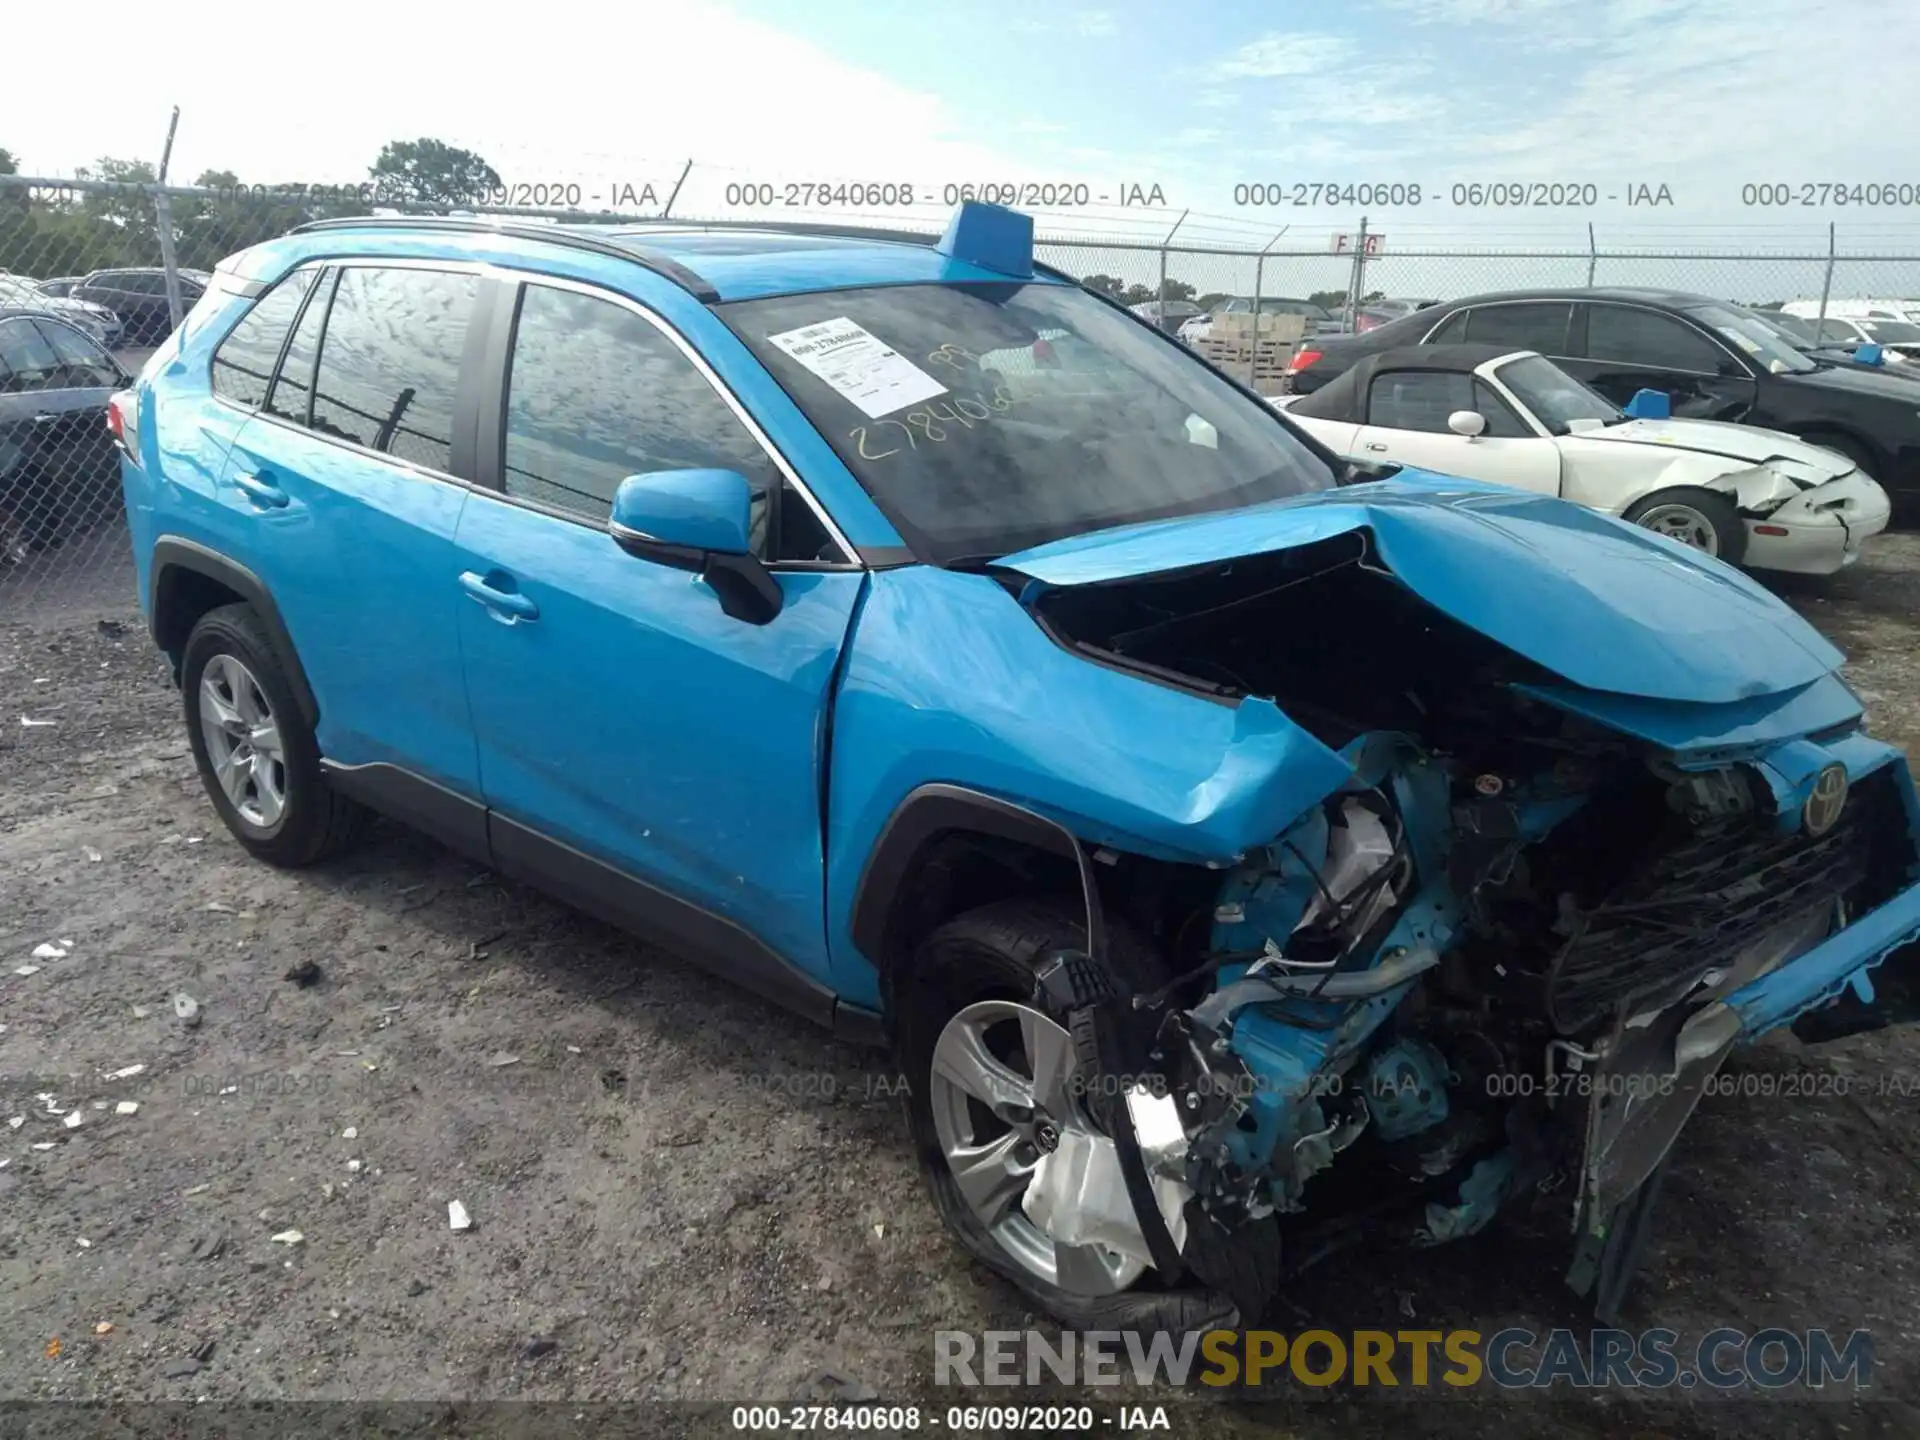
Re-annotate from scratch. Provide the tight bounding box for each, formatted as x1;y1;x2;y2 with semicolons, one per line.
1273;343;1891;575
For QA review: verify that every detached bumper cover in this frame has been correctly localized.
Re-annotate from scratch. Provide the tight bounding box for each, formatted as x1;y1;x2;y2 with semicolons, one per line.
1742;471;1893;575
1726;876;1920;1035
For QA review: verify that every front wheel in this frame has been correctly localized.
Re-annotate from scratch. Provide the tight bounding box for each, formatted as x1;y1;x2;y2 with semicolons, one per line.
1622;487;1748;567
896;899;1236;1331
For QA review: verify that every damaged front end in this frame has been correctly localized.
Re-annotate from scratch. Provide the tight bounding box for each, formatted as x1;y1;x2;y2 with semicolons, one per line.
988;486;1920;1325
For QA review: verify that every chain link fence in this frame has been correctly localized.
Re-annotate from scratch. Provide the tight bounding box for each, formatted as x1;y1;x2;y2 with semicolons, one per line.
4;171;1918;625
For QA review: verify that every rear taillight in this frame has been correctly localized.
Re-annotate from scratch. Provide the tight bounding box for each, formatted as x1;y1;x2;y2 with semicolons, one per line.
1287;348;1322;373
107;390;136;451
1356;314;1380;332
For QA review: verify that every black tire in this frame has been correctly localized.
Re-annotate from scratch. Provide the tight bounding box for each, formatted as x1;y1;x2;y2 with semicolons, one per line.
181;603;368;867
1622;486;1748;567
896;898;1238;1333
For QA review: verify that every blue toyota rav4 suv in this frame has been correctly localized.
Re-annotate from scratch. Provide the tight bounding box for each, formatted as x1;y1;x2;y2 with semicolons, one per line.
116;203;1920;1332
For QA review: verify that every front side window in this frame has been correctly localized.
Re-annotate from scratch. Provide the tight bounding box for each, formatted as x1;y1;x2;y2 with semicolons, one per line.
0;317;63;392
31;319;121;388
1586;305;1727;372
1471;380;1532;437
309;266;478;472
721;281;1336;563
1367;370;1473;432
501;285;829;562
211;269;316;409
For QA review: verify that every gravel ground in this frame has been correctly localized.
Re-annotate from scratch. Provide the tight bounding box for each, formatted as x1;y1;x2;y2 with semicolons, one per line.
4;536;1920;1439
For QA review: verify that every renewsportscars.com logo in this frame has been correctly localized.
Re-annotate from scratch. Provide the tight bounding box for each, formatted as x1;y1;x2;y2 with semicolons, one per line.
935;1327;1874;1391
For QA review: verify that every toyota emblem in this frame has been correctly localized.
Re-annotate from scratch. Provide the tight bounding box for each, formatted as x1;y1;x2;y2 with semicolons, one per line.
1802;764;1850;837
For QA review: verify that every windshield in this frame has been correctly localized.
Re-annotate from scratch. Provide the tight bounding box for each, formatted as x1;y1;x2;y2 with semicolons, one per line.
721;281;1338;563
1763;312;1821;345
1685;304;1815;373
1861;319;1920;343
1493;355;1623;433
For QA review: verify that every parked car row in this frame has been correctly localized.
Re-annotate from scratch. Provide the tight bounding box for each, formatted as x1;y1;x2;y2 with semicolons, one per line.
0;311;132;562
1275;342;1889;574
1279;285;1920;529
0;267;210;348
109;202;1920;1334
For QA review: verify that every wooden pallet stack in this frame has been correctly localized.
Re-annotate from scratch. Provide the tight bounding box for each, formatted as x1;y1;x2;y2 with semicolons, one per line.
1189;312;1307;395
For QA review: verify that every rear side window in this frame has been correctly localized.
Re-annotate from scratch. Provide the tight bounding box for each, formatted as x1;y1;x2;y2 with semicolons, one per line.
1423;310;1469;343
1463;303;1573;353
501;284;831;561
1584;305;1726;372
268;269;334;425
211;270;317;409
309;266;478;473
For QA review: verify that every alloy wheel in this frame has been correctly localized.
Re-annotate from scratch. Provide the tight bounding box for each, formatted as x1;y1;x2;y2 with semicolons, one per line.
197;653;288;828
927;997;1145;1296
1634;503;1720;555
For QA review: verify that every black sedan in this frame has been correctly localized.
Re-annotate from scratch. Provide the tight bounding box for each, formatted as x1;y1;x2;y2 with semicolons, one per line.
69;267;211;344
1283;286;1920;519
0;313;131;562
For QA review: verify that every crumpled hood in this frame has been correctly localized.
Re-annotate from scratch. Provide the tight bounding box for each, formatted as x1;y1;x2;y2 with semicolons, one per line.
996;472;1844;705
1581;417;1855;479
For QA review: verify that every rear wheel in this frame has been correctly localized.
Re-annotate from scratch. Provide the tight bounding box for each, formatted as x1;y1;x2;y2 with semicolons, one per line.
181;603;368;866
1622;487;1748;566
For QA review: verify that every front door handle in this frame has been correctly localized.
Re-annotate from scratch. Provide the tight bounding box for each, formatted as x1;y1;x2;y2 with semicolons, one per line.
1365;442;1389;452
232;471;289;509
458;570;539;622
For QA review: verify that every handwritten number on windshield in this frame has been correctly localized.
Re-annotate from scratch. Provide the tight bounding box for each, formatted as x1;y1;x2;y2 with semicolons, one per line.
848;386;1015;463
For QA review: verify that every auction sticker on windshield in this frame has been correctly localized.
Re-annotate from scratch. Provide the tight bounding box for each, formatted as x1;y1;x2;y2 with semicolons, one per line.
767;317;948;418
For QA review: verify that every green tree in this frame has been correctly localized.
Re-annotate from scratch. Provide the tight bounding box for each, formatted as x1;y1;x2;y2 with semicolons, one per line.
0;148;17;175
1307;289;1348;309
1081;273;1127;298
369;138;502;207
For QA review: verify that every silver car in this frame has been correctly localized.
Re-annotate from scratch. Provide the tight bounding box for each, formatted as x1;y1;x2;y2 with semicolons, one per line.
0;276;123;348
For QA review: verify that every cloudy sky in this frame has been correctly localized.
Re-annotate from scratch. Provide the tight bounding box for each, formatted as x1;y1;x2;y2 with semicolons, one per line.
4;0;1916;256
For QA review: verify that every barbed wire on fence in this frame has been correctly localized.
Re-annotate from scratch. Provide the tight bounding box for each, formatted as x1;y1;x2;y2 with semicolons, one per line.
4;169;1920;620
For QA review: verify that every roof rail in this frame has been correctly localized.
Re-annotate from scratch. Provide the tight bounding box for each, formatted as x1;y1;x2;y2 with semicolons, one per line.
599;215;1083;286
285;214;721;301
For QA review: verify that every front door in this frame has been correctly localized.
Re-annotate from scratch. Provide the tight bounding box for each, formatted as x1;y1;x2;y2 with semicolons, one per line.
1352;367;1562;495
452;277;862;995
1561;303;1760;420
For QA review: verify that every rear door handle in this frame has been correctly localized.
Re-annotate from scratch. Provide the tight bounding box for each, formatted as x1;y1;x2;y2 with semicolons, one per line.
232;471;289;508
458;570;539;622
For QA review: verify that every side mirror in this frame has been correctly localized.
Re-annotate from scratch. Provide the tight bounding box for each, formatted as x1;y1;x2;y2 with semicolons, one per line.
1447;409;1487;438
608;469;783;625
1622;388;1671;420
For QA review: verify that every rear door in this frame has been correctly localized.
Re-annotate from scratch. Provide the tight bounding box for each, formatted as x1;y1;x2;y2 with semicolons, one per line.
1563;302;1759;420
210;261;486;827
1350;367;1561;494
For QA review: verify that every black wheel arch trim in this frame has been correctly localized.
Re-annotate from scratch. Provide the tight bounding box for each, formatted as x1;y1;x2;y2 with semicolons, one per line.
849;782;1106;971
150;536;319;729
